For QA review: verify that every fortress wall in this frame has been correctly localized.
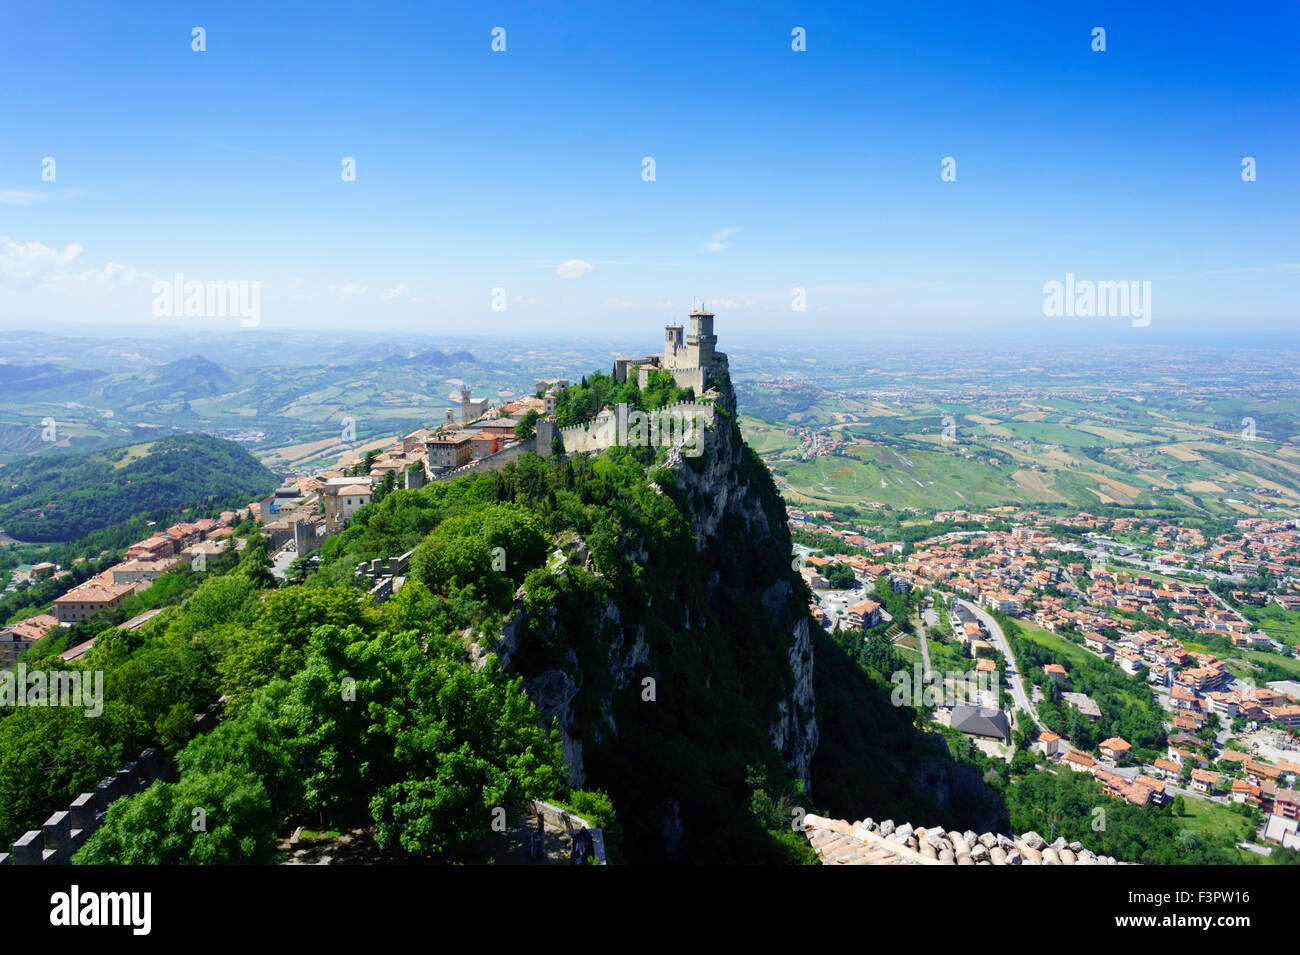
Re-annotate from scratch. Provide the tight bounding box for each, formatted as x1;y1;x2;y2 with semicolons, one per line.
2;699;227;865
556;401;716;455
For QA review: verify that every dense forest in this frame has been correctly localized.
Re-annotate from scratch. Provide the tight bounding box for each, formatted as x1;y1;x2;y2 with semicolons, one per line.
0;434;278;542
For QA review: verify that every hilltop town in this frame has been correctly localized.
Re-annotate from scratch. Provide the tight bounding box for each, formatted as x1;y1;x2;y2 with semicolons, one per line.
1;310;727;667
791;503;1300;856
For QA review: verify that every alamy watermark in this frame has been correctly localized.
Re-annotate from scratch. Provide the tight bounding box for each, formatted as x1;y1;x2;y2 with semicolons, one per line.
890;663;998;709
1042;273;1150;327
152;273;260;327
0;664;103;717
591;402;705;457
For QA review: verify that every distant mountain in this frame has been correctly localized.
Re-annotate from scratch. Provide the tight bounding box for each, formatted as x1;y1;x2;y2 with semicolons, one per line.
386;348;477;368
0;362;104;395
0;433;278;542
92;355;235;405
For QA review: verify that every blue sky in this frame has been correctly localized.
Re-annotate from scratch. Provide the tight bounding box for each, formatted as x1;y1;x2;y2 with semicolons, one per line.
0;0;1296;343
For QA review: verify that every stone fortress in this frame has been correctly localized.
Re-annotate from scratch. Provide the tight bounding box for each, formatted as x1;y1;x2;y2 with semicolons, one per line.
538;307;727;456
615;305;728;396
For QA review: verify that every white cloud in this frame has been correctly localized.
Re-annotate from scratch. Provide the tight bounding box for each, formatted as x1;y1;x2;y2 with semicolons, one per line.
382;284;411;300
556;259;595;279
701;226;741;253
0;236;93;289
328;282;368;297
76;262;152;288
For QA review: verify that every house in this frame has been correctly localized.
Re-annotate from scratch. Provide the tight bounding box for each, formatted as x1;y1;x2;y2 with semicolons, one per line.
0;613;59;669
846;599;882;630
470;433;505;459
1274;790;1300;821
1264;705;1300;729
425;431;475;470
800;567;829;590
125;536;175;560
1245;761;1282;785
1170;685;1199;710
950;705;1010;743
1152;757;1181;778
1168;746;1209;769
1264;814;1300;850
1063;750;1097;773
1083;632;1112;656
1043;663;1067;682
1115;648;1143;675
1099;737;1132;762
1217;749;1250;767
110;557;178;587
1173;712;1205;732
1095;769;1157;806
1036;729;1061;757
1130;775;1166;805
51;573;136;624
1231;779;1262;808
1063;692;1101;722
321;477;375;530
1190;768;1220;793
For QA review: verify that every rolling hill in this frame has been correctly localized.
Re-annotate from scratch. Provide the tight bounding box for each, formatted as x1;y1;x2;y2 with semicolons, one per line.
0;433;279;542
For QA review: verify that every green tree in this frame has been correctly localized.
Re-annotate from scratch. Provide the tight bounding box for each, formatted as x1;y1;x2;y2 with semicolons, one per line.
514;410;541;440
74;770;277;865
237;535;277;590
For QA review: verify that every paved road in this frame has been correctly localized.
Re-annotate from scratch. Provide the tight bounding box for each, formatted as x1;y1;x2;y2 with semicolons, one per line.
956;598;1042;731
917;621;933;678
1056;539;1246;585
271;545;298;581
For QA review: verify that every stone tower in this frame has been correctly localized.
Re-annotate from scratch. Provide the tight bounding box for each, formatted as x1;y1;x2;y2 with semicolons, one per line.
646;307;723;395
664;323;685;367
687;306;716;369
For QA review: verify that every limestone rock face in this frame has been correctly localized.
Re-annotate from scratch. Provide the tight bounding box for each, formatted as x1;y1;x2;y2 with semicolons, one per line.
489;368;819;857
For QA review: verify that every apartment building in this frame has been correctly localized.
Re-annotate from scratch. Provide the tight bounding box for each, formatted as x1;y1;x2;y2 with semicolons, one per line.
0;614;58;669
51;572;136;624
425;431;475;470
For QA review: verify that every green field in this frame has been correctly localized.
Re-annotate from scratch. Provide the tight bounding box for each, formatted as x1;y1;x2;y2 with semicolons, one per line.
1173;799;1264;864
736;382;1300;520
1240;603;1300;648
1014;620;1093;670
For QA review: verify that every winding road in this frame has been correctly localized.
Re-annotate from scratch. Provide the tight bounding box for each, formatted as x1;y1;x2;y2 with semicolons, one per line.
954;598;1043;732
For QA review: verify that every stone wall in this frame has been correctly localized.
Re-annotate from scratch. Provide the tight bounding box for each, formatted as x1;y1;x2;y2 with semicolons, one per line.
432;437;538;481
0;698;226;865
356;550;412;605
555;401;716;455
532;800;606;865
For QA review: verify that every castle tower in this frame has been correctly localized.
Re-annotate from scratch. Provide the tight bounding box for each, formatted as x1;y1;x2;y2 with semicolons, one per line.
687;306;716;369
664;323;685;368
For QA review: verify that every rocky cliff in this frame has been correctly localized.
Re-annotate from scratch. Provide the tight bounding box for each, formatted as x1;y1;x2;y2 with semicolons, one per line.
485;370;820;861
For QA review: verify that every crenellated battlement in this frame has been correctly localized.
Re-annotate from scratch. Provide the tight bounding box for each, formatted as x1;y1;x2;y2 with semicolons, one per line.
0;698;227;865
